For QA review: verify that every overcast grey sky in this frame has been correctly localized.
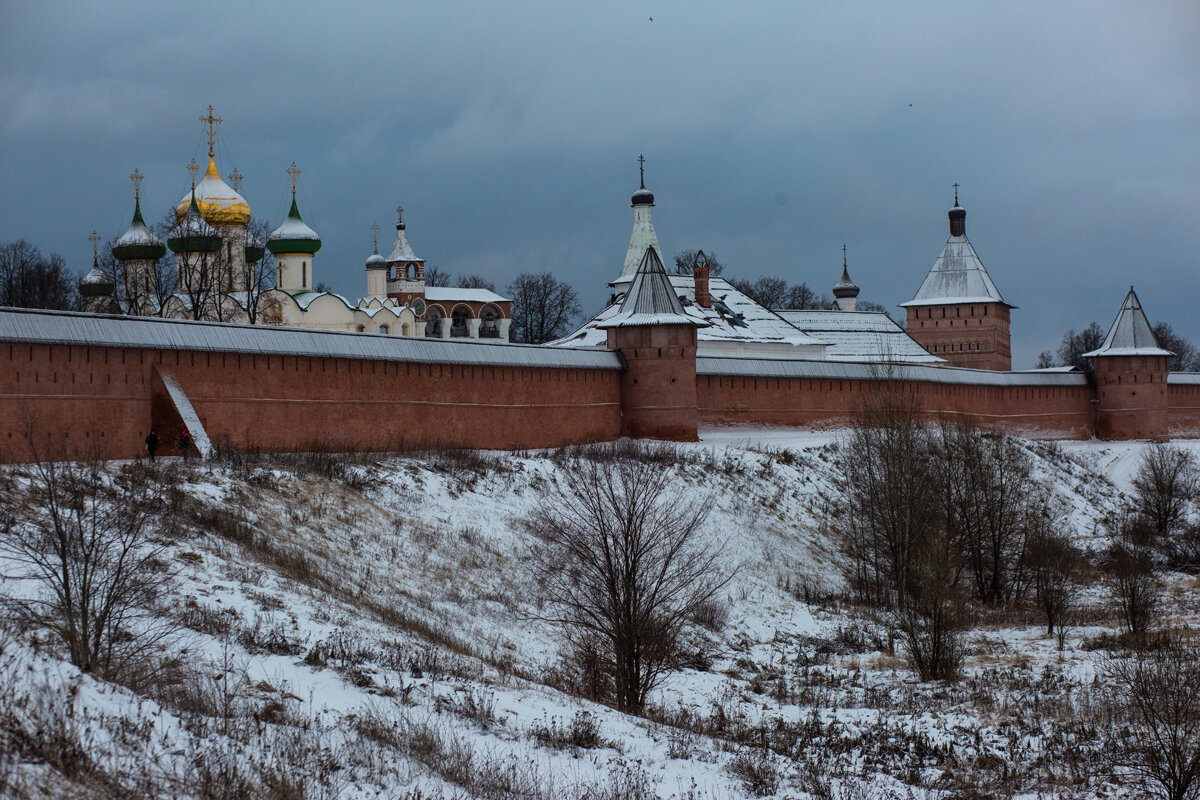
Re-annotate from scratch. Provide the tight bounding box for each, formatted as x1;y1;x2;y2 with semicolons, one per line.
1;1;1196;365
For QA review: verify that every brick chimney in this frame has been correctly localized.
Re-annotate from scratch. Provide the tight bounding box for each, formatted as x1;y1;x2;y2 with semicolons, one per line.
693;252;711;309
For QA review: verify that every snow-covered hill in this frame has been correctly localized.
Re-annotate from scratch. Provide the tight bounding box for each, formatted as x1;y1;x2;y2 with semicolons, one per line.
1;430;1197;799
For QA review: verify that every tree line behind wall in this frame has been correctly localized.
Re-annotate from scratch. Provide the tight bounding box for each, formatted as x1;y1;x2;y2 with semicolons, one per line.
1037;322;1200;372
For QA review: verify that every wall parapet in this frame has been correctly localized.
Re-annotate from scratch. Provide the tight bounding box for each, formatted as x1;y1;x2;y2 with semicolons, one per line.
0;307;622;371
697;356;1089;388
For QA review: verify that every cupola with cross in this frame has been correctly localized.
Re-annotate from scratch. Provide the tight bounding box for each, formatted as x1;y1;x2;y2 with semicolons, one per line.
268;162;322;294
384;205;427;306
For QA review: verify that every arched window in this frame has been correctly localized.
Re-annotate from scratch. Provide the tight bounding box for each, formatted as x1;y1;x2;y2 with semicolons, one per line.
302;262;307;287
379;325;389;334
480;306;500;338
425;306;443;337
450;306;471;337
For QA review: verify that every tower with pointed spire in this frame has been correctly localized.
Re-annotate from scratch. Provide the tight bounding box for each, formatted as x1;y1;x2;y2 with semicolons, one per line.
900;188;1014;370
382;205;427;306
1084;287;1172;440
268;163;321;294
832;244;860;312
613;155;665;293
112;168;167;312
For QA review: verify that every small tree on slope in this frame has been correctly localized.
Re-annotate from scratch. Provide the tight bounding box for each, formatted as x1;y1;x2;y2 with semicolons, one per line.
527;444;731;713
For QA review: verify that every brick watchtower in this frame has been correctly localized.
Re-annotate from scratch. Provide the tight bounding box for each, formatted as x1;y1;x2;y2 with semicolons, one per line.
901;189;1014;370
1085;287;1172;441
600;246;706;441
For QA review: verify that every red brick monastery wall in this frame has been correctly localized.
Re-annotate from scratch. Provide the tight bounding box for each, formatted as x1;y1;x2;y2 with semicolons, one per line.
1167;381;1200;438
697;373;1094;438
1;342;621;463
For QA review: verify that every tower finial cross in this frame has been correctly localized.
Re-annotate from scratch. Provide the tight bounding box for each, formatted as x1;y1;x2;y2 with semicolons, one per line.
228;167;243;192
199;105;222;158
637;154;646;189
186;158;200;189
953;182;959;205
843;242;847;267
370;222;380;252
396;205;404;226
89;230;101;261
129;168;144;200
287;162;301;195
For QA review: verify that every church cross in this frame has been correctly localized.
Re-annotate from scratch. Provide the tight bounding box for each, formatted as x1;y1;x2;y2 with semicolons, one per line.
89;230;101;260
843;242;847;267
637;154;646;189
370;223;380;252
287;162;301;195
228;167;243;192
186;158;200;188
199;105;222;158
953;182;959;205
396;205;404;225
129;168;143;199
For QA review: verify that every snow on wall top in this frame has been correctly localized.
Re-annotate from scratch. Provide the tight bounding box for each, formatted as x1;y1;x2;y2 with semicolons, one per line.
776;310;943;364
900;235;1010;308
1083;287;1173;358
697;356;1091;387
0;307;621;370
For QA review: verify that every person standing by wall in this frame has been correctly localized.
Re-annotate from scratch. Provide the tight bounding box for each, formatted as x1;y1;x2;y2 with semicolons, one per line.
145;428;159;461
178;429;193;462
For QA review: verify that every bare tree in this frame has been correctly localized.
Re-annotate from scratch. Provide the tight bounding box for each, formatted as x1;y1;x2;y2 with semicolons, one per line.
0;240;79;310
240;218;277;325
527;444;731;712
672;249;726;277
456;274;496;291
1106;637;1200;800
837;380;943;606
506;272;581;344
1026;523;1078;646
1055;322;1105;372
1152;322;1199;372
893;526;967;681
0;457;176;681
1132;443;1199;536
1106;513;1159;638
941;424;1038;605
729;276;789;309
423;265;450;287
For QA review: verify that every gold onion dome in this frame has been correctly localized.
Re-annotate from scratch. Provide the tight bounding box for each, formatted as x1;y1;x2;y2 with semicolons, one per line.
168;194;222;254
175;157;251;227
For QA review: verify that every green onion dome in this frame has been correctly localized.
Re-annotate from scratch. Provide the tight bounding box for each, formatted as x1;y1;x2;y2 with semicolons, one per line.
267;196;321;255
244;234;266;264
168;194;222;254
112;198;167;262
79;258;115;297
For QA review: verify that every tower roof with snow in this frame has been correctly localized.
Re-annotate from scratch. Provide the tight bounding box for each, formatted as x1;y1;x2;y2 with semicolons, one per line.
1083;287;1172;358
598;247;703;329
386;208;421;263
268;196;322;255
900;196;1012;309
615;161;664;283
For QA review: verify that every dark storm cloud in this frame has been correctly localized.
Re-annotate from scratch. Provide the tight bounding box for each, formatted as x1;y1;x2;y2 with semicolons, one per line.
2;1;1197;365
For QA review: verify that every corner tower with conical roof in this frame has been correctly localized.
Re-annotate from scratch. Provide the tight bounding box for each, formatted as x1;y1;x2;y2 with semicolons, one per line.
598;246;706;441
900;188;1014;370
268;163;321;294
1084;287;1172;440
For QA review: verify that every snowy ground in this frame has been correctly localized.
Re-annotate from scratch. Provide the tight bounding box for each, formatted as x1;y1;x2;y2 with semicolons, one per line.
0;429;1196;798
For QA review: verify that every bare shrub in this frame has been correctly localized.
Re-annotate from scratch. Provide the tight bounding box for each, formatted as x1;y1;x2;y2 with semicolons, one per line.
1132;443;1199;536
1106;637;1200;800
1105;513;1160;638
527;442;731;712
529;710;604;751
1027;524;1080;646
0;459;177;681
727;747;780;796
893;527;968;681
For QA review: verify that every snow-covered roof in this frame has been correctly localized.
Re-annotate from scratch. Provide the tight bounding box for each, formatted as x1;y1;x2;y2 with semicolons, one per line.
0;306;621;370
175;157;251;227
387;227;419;263
597;247;699;329
552;274;825;352
776;310;943;364
424;287;509;305
291;291;356;311
617;193;664;281
1083;287;1173;358
901;207;1010;308
697;356;1090;387
113;200;166;259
